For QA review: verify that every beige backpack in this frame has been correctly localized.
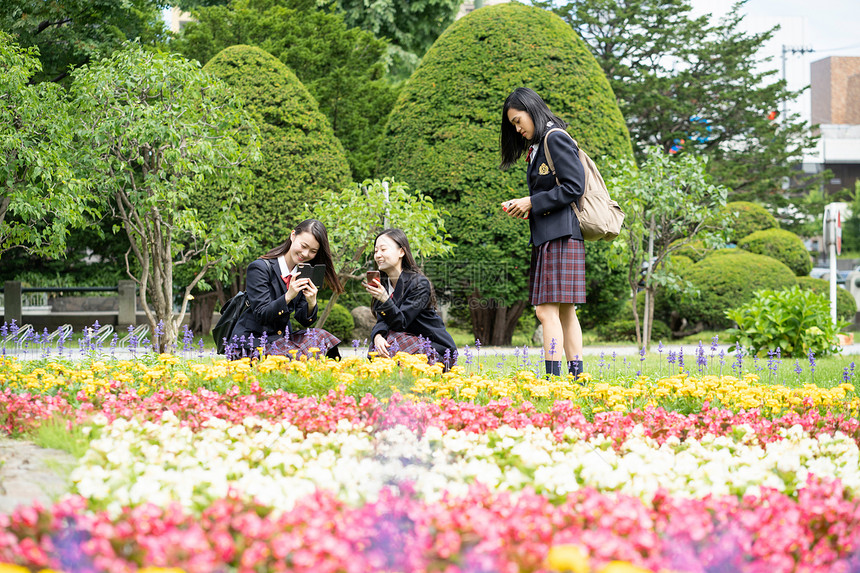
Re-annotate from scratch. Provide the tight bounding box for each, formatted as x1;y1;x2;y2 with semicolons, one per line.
542;128;624;242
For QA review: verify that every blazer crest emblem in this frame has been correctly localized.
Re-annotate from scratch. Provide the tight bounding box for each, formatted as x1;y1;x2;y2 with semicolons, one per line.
538;163;550;175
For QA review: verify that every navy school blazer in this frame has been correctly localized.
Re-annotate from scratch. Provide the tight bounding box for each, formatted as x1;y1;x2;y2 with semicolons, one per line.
527;129;586;246
231;258;317;347
370;272;457;359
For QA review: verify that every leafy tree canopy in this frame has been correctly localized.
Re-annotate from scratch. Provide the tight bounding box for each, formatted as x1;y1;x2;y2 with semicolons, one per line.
172;0;398;180
532;0;823;204
1;0;170;83
69;43;261;351
317;0;462;81
0;32;96;259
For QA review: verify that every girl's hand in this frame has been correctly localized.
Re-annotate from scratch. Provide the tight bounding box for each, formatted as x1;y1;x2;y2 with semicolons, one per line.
502;197;531;219
373;333;390;358
300;278;318;309
362;279;389;303
285;276;310;303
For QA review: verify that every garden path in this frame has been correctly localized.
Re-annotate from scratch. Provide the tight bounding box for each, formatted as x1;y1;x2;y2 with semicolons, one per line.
0;438;75;514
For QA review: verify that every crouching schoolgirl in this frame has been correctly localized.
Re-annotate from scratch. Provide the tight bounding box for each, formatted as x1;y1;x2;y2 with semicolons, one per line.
362;229;457;370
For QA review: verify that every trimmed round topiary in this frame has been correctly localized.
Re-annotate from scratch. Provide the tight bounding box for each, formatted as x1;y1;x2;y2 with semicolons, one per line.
677;251;797;328
717;201;778;244
378;3;632;339
202;45;351;257
737;228;812;276
321;301;355;342
796;276;857;323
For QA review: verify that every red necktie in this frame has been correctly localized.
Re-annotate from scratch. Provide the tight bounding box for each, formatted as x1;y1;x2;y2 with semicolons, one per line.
281;275;291;288
526;146;533;163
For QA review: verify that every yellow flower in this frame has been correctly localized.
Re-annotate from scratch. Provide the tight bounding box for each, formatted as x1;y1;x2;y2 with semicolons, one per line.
596;562;652;573
545;544;590;573
0;565;29;573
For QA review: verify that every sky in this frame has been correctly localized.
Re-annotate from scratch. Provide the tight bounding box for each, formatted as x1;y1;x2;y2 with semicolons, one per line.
689;0;860;124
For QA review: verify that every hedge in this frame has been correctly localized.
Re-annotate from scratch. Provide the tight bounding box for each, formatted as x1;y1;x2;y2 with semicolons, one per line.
677;250;797;328
717;201;778;244
737;228;812;277
796;276;857;323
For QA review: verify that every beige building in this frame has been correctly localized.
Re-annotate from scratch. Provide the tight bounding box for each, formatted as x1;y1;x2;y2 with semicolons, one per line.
805;56;860;195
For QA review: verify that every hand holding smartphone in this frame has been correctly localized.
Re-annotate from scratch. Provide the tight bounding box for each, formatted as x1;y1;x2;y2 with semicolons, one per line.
366;270;380;285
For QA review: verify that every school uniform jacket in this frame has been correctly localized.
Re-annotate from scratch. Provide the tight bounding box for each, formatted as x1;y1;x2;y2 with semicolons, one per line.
231;258;317;346
527;129;586;246
370;272;457;359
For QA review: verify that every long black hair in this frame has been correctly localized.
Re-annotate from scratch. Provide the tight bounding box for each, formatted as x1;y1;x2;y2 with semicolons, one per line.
262;219;344;294
500;87;567;170
373;228;437;311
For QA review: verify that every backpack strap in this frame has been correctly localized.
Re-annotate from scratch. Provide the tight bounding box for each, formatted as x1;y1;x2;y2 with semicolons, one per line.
542;128;578;179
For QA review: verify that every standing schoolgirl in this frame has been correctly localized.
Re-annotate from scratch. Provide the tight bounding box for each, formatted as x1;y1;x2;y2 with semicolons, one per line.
500;87;586;378
229;219;343;359
362;229;457;370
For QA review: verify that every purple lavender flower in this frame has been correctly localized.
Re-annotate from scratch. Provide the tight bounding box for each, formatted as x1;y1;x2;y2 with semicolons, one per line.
843;365;851;384
181;325;193;353
667;350;676;365
0;322;8;339
794;359;803;376
639;345;646;363
678;346;685;370
696;341;706;373
463;344;472;365
198;337;205;359
808;349;816;376
710;335;719;354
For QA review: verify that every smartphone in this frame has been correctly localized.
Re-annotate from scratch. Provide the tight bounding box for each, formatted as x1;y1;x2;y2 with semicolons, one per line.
366;270;380;284
297;264;325;288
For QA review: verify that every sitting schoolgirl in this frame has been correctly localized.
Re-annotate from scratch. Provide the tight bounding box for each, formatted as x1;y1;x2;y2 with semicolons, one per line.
362;228;457;370
229;219;343;359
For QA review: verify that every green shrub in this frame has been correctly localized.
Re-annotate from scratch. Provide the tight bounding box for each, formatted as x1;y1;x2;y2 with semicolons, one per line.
716;201;778;243
320;301;355;342
670;240;711;262
796;277;857;323
378;3;632;340
677;251;797;328
202;46;352;259
596;317;671;343
737;228;812;276
726;286;846;357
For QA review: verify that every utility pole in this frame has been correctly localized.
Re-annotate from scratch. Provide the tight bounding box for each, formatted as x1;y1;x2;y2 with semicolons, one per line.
781;44;814;119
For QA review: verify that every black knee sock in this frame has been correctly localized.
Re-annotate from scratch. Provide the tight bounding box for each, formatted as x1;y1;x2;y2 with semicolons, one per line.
568;360;583;377
545;360;561;377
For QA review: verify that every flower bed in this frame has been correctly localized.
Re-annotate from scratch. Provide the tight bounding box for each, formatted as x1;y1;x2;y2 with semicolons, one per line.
1;353;860;572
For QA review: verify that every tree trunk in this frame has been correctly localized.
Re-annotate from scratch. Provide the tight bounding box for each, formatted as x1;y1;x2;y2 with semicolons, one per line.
468;291;527;345
189;292;218;335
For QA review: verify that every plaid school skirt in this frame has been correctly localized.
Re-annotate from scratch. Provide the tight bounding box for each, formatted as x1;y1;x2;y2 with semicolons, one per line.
529;237;586;305
371;331;458;370
267;328;341;358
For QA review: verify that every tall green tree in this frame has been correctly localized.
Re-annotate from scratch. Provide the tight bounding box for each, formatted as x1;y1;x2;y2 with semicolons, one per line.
1;0;169;83
69;44;261;352
172;0;398;180
318;0;462;81
610;149;728;350
532;0;822;204
0;32;95;259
